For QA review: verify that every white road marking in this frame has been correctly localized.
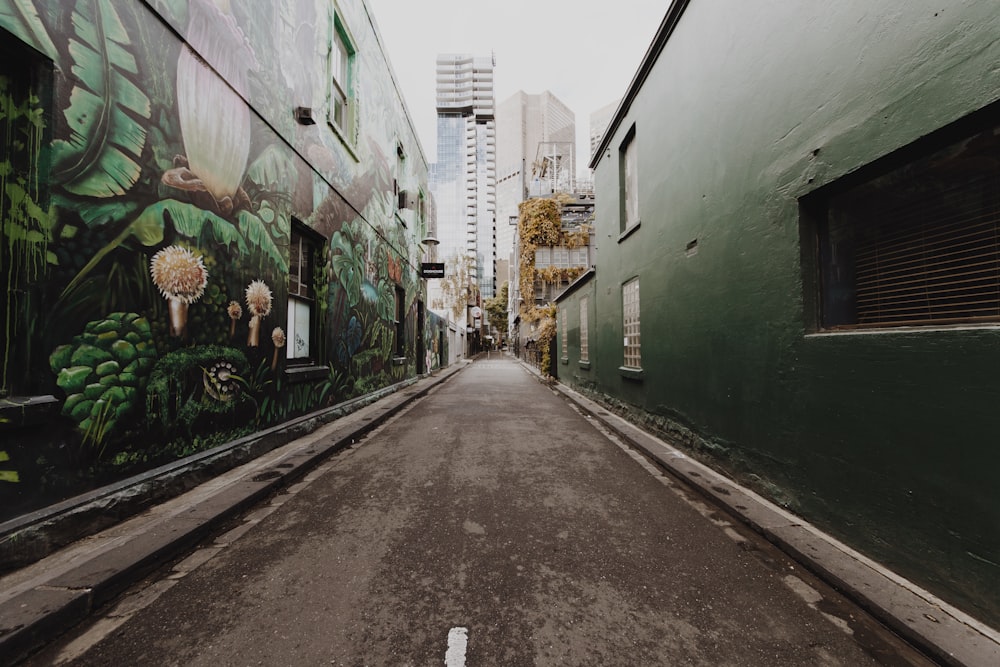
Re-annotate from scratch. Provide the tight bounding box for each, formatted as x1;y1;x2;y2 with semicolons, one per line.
445;626;468;666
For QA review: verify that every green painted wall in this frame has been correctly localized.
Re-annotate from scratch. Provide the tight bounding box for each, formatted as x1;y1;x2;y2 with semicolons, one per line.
568;0;1000;625
0;0;447;523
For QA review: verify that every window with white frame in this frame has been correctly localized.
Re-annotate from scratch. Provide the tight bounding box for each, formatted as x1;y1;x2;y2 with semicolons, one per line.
534;246;589;270
622;278;641;368
560;307;568;360
620;125;639;232
534;247;551;268
329;10;356;142
579;297;589;362
287;223;317;361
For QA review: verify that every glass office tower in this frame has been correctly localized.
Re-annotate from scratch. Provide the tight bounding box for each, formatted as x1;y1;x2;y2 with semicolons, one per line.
430;54;497;305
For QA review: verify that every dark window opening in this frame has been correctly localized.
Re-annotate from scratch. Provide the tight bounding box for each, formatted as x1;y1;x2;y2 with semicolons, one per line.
395;286;406;357
287;221;320;363
811;117;1000;330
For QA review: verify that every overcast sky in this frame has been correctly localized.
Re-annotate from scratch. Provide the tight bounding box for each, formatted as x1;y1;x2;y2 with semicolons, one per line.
367;0;667;174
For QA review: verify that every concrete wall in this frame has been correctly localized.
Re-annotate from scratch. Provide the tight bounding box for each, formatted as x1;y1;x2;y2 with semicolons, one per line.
0;0;446;525
571;0;1000;625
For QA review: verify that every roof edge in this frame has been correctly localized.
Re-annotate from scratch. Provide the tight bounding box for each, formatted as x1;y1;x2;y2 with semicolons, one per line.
588;0;692;169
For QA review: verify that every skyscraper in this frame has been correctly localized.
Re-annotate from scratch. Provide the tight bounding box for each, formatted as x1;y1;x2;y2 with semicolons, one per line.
430;53;497;313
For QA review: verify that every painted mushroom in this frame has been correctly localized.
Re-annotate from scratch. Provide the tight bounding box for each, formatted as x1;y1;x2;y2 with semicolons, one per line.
227;300;242;338
245;279;273;347
150;246;208;338
271;327;285;371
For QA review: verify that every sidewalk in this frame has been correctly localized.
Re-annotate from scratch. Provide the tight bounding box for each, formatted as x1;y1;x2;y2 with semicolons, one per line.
519;358;1000;667
0;361;470;664
2;354;998;665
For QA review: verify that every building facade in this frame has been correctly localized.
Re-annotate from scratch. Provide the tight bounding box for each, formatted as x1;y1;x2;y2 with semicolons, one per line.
430;53;497;319
496;91;577;271
0;0;447;532
513;195;594;360
588;100;619;165
559;0;1000;627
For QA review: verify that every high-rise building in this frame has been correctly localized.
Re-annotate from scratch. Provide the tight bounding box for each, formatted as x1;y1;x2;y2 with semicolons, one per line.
495;90;577;300
589;99;620;163
429;53;497;314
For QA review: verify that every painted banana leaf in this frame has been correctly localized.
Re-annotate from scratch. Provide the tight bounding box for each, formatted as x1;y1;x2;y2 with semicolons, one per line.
142;199;246;254
331;230;363;308
0;0;57;59
53;193;138;229
51;0;150;199
238;210;288;273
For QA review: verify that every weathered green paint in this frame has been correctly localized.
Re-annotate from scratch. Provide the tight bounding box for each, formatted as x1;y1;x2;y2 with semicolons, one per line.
563;0;1000;625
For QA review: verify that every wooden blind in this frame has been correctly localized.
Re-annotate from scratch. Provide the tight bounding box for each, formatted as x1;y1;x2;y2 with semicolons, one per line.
853;175;1000;327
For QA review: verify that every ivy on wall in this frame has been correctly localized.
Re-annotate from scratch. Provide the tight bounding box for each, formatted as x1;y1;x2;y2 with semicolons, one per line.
517;195;591;377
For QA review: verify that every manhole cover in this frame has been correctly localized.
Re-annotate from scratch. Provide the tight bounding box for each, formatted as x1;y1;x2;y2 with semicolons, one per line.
251;471;281;482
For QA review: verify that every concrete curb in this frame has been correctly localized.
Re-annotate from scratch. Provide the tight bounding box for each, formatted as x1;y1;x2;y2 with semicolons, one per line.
0;362;469;665
540;371;1000;667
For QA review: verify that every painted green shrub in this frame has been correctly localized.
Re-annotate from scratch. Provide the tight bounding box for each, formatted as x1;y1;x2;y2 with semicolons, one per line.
48;312;158;453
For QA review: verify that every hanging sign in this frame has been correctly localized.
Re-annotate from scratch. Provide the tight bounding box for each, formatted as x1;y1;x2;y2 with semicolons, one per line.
421;262;445;278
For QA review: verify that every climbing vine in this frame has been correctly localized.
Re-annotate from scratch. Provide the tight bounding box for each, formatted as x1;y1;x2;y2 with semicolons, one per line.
517;197;592;320
517;195;594;378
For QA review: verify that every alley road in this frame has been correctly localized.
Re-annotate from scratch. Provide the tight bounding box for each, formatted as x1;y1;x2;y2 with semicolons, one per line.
27;357;932;666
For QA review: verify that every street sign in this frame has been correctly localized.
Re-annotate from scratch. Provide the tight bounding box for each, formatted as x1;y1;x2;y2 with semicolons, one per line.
421;262;445;278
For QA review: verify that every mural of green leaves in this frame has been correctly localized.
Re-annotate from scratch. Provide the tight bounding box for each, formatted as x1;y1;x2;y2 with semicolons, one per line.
1;0;447;526
51;0;150;198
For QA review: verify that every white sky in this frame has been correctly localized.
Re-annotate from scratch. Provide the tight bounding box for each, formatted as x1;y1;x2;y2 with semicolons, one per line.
367;0;667;174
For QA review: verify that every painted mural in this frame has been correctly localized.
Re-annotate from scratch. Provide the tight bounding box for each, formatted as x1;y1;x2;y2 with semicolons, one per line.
0;0;445;522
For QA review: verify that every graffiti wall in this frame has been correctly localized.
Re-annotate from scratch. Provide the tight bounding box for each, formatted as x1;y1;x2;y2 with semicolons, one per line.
0;0;446;523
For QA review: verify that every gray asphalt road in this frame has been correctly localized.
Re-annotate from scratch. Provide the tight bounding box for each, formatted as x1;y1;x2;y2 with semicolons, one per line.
27;357;933;666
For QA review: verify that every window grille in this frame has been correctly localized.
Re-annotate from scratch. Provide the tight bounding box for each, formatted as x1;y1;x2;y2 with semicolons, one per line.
560;308;568;360
623;279;641;368
580;297;589;362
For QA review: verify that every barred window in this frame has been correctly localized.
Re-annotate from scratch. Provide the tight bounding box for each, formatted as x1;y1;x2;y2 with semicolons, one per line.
580;297;589;362
560;307;568;360
623;278;641;368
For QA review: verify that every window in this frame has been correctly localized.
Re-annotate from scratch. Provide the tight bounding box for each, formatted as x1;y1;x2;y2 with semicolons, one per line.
534;247;552;268
560;308;568;361
329;10;356;142
620;125;639;232
623;278;641;368
287;222;318;361
580;297;589;362
395;286;406;357
810;117;1000;330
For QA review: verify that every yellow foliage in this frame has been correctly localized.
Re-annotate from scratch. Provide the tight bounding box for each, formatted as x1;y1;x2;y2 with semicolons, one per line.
517;198;591;319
